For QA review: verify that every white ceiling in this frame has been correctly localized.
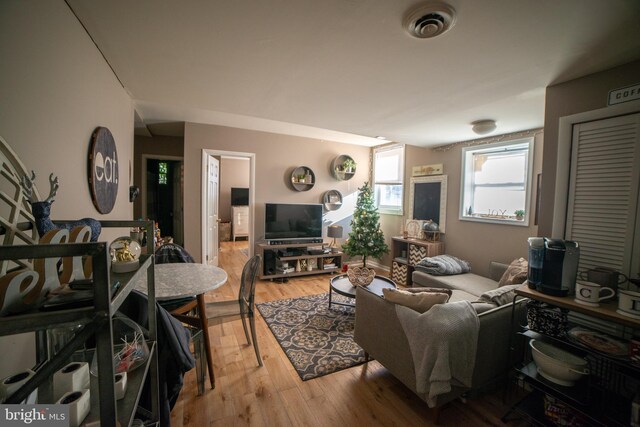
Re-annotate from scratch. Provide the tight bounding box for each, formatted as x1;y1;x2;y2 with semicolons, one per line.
67;0;640;147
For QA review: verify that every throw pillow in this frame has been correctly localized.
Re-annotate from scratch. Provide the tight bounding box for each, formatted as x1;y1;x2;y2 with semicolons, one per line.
382;288;450;313
479;284;521;306
497;257;528;287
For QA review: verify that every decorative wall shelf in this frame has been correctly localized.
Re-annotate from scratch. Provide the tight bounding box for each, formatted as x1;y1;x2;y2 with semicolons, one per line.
322;190;343;211
331;155;356;181
290;166;315;191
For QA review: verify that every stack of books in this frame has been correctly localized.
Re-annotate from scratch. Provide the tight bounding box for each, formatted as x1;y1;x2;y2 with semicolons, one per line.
323;263;336;270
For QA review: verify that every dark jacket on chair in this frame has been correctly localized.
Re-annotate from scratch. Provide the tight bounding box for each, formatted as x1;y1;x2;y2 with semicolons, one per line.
119;291;195;426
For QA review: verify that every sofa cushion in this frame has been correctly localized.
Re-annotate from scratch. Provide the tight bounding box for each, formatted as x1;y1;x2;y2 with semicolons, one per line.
382;288;450;313
497;257;528;287
412;270;499;297
448;289;481;302
470;301;499;314
479;284;521;306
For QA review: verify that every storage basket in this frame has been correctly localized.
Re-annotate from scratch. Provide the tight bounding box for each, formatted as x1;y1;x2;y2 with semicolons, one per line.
526;300;568;338
391;262;408;286
408;244;428;265
347;267;375;287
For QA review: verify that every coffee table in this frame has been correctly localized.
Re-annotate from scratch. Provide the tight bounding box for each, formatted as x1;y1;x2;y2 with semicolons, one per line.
329;274;397;309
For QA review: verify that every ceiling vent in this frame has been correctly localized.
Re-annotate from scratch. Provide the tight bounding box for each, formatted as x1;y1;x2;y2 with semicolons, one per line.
404;2;456;39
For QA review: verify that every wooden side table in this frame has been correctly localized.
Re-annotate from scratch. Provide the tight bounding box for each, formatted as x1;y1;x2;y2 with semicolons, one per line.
390;236;445;286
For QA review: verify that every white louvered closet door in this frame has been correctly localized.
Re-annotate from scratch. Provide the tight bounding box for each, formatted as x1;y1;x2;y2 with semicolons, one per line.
565;113;640;278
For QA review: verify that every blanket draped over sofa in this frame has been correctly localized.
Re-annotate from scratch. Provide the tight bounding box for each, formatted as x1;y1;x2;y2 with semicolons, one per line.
415;254;470;275
395;300;479;407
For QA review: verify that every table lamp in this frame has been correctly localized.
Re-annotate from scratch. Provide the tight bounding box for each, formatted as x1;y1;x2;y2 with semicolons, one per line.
327;225;343;253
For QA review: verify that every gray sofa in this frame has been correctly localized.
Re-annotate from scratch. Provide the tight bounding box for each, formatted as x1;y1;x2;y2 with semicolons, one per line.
412;261;510;298
354;262;526;420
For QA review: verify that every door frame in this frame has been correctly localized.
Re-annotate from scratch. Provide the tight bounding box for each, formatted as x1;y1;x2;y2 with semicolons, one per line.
201;149;256;263
141;154;184;244
552;100;640;236
141;154;184;220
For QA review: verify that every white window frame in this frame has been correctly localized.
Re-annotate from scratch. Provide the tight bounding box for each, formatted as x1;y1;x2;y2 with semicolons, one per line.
373;144;404;215
459;137;534;226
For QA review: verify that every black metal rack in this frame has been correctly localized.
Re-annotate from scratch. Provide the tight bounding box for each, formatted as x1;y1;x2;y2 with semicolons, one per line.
0;220;158;427
503;285;640;427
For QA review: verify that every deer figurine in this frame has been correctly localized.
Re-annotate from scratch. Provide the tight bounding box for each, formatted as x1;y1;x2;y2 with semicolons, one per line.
21;171;101;242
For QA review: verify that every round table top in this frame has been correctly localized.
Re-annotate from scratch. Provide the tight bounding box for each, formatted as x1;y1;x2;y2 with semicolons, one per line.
135;263;228;300
330;274;396;299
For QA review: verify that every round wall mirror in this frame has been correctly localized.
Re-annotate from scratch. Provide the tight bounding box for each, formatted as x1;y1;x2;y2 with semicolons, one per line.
322;190;343;211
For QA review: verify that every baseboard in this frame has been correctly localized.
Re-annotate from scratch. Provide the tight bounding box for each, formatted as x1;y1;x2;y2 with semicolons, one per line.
364;260;390;273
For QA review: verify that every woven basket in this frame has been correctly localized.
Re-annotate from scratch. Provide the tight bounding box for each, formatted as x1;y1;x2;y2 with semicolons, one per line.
347;267;375;287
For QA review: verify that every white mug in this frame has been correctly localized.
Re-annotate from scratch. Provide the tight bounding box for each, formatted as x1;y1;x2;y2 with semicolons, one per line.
574;281;615;306
618;289;640;319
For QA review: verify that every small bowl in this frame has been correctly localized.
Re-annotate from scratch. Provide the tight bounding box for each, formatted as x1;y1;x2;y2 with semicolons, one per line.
530;339;589;386
347;267;375;287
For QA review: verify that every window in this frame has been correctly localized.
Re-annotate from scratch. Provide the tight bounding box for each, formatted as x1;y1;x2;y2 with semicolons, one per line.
460;138;533;224
373;145;404;215
158;162;168;185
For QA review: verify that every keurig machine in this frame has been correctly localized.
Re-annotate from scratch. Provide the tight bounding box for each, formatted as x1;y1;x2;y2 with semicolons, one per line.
527;237;579;296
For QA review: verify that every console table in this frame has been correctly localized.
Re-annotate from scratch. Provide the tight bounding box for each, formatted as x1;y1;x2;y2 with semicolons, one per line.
390;236;445;286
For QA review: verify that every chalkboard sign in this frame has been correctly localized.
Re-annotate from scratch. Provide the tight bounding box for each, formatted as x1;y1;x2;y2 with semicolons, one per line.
409;175;447;233
413;182;440;221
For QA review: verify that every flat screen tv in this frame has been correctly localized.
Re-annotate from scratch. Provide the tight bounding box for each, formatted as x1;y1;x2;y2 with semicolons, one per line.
265;203;323;241
231;187;249;206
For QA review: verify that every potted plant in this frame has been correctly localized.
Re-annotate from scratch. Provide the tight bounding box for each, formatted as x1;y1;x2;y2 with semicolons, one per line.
514;209;525;220
342;158;356;173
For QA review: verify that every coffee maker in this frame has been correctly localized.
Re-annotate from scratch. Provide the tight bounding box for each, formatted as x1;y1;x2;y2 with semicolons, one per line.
528;237;579;296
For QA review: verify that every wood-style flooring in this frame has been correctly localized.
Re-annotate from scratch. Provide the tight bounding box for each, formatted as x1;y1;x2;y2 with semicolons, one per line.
170;241;528;426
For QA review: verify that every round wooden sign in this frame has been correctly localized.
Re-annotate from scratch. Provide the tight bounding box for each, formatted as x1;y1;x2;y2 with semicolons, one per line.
88;127;118;214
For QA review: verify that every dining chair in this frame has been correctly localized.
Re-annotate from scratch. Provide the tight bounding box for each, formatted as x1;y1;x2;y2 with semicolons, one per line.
154;243;213;392
205;254;263;367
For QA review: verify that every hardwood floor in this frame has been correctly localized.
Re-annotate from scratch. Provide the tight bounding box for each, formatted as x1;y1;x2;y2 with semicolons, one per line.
170;241;528;426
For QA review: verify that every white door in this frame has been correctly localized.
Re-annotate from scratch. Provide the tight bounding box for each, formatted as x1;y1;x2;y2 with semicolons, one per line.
207;156;220;266
565;113;640;277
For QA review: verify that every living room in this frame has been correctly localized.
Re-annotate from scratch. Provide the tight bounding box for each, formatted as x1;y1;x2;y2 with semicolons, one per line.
1;1;640;426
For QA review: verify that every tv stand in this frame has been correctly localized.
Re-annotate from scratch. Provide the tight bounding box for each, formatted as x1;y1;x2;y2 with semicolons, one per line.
258;241;343;280
267;238;323;245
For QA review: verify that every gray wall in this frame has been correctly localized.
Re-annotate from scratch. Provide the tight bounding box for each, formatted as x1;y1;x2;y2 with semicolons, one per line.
539;60;640;237
0;0;134;378
184;122;372;262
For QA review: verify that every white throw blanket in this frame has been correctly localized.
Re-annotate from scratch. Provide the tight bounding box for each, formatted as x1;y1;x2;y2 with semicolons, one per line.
395;301;479;407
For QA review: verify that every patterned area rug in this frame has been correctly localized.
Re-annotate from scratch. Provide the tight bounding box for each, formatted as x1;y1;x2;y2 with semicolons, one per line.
257;293;366;380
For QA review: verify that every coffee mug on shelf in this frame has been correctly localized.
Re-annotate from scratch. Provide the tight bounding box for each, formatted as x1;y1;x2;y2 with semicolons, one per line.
579;267;627;290
618;289;640;319
574;281;615;306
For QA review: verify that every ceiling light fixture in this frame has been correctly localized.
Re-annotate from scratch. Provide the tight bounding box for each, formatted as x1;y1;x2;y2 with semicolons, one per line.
375;136;388;140
404;2;456;39
471;120;497;135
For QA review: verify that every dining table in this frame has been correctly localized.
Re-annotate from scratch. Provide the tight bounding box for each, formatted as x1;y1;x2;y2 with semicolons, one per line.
135;263;228;391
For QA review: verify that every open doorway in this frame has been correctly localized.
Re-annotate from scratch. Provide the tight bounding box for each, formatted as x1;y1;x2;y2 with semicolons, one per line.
201;150;255;267
143;156;184;246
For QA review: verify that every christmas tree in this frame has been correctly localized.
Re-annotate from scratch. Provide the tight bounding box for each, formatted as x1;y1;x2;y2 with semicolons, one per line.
342;182;389;267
